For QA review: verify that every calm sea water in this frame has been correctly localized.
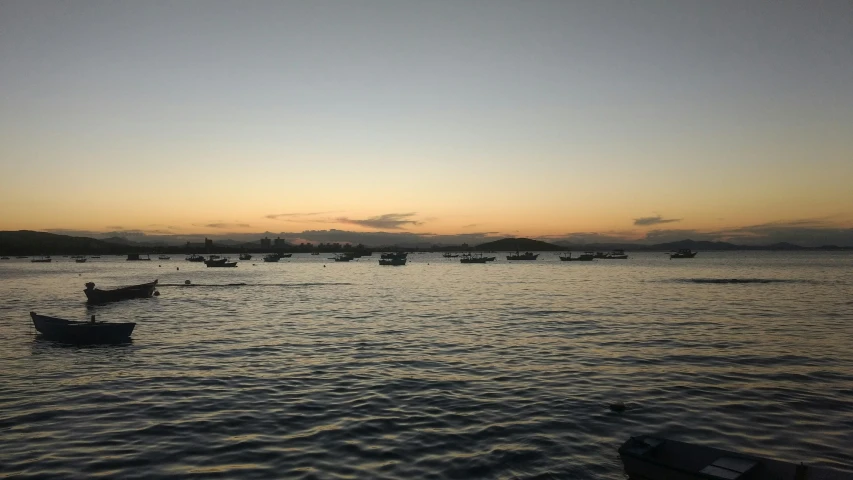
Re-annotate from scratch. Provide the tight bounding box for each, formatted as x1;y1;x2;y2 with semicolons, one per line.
1;252;852;479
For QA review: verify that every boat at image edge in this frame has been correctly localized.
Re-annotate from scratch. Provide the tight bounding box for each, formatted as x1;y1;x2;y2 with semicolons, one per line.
618;435;853;480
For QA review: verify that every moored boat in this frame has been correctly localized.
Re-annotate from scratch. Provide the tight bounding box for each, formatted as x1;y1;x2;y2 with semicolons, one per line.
205;257;237;267
239;253;252;260
186;254;205;262
604;249;628;259
381;252;408;259
263;254;280;262
333;253;354;262
560;252;594;261
1;256;9;260
30;312;135;343
31;256;52;263
75;257;87;263
379;257;407;266
158;255;171;260
460;253;489;263
84;280;158;303
507;250;539;261
670;249;698;259
126;253;151;261
618;435;853;480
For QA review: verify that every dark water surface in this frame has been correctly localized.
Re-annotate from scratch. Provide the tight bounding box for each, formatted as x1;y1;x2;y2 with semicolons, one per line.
2;252;852;479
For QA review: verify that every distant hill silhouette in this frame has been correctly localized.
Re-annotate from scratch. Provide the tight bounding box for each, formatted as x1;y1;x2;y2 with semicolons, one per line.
0;230;135;255
476;237;564;251
1;231;847;255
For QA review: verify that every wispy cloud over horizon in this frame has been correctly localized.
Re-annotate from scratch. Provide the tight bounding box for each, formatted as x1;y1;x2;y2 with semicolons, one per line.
633;215;682;226
336;213;423;230
265;212;337;221
201;223;251;229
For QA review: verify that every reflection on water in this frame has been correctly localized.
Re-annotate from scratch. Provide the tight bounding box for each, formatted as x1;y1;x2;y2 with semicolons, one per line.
1;252;852;479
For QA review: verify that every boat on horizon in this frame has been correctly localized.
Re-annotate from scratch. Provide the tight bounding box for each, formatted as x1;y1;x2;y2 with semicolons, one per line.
332;253;354;262
559;252;594;261
30;312;135;344
31;256;52;263
618;435;853;480
186;254;205;262
670;249;698;259
1;256;9;260
126;254;151;261
84;280;158;304
506;250;538;261
603;249;628;259
460;253;489;263
381;252;408;259
239;253;252;260
158;255;171;260
75;257;87;263
263;254;280;262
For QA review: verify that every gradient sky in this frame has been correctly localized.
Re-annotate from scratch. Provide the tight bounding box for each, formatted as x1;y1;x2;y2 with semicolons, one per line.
1;1;851;242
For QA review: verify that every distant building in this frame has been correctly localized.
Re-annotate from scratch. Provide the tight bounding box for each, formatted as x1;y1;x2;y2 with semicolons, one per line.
274;237;286;247
260;237;271;248
204;238;213;251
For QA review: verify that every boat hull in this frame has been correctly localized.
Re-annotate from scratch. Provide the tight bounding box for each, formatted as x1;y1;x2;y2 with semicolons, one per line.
83;280;157;304
379;259;406;266
31;312;135;343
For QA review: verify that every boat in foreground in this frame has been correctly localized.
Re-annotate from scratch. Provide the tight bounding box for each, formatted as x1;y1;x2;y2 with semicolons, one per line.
619;435;852;480
84;280;158;303
30;312;135;343
670;249;698;259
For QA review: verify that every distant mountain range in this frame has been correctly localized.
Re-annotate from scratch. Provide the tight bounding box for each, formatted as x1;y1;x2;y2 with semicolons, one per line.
1;231;847;256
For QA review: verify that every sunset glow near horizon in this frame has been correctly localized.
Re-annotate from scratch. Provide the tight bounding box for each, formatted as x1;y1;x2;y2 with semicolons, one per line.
1;2;852;245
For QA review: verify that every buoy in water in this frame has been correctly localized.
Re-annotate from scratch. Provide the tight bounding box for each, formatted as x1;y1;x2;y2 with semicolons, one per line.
153;290;160;296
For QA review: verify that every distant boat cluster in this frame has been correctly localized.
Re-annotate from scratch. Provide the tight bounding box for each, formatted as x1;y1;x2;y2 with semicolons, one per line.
3;249;704;266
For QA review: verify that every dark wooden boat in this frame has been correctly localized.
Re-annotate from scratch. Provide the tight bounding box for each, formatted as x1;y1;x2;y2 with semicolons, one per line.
205;257;237;267
670;249;698;259
379;257;407;266
126;253;151;261
263;254;280;262
239;253;252;260
619;435;852;480
30;312;135;343
333;253;354;262
381;252;408;259
31;256;52;263
84;280;158;303
460;253;489;263
560;252;594;261
276;253;292;258
507;250;538;261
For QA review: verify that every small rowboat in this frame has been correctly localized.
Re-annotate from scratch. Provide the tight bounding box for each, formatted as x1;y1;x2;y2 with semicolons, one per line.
30;312;135;343
84;280;158;303
619;435;853;480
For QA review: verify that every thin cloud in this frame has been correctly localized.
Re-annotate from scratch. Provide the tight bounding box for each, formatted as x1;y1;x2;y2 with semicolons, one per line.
634;215;682;226
336;213;423;230
462;224;478;228
265;211;337;220
203;223;251;229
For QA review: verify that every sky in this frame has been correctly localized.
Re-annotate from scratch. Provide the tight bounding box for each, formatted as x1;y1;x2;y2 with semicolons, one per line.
1;1;852;246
